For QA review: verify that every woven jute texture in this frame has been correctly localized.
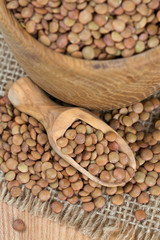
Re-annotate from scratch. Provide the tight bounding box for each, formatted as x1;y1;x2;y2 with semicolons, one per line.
0;31;160;240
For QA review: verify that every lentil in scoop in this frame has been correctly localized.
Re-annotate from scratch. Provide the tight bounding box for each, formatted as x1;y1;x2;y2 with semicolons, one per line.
57;121;134;184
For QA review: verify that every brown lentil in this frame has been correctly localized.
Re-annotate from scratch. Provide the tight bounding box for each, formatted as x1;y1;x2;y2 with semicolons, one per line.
111;195;124;206
10;186;22;198
32;185;42;196
149;185;160;195
129;185;141;198
6;158;18;170
106;187;117;196
51;201;63;213
94;196;105;208
5;171;16;181
39;190;51;202
140;149;153;161
82;202;95;212
137;192;149;204
135;209;146;221
12;219;25;232
145;175;156;187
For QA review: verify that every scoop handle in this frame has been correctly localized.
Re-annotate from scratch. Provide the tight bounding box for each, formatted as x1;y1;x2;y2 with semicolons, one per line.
8;77;62;126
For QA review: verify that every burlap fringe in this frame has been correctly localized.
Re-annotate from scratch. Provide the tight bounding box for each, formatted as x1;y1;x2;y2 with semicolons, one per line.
0;171;159;240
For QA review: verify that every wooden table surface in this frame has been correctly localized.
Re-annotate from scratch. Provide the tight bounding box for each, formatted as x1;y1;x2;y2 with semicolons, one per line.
0;201;90;240
0;201;134;240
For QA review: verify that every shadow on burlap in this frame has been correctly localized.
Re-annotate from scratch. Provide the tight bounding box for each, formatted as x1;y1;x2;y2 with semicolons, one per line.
0;32;160;240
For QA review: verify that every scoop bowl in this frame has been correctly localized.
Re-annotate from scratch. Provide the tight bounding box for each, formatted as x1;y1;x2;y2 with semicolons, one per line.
8;77;136;187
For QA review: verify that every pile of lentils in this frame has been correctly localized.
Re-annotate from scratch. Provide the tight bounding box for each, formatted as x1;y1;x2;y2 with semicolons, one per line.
6;0;160;60
57;122;135;184
0;95;160;221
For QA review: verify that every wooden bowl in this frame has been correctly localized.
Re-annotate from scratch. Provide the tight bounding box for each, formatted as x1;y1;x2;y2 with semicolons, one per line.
0;0;160;110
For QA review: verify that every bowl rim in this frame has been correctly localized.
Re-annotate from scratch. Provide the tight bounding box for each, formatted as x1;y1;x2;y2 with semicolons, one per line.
0;0;160;67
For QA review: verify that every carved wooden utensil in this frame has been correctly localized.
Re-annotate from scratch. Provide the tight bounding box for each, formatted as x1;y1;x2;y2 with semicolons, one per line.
8;77;136;187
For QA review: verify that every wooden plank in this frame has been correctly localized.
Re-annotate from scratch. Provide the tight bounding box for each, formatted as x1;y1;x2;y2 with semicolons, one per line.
0;201;90;240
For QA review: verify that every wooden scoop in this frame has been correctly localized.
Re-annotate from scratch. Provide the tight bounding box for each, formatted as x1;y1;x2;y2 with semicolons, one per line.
8;77;136;187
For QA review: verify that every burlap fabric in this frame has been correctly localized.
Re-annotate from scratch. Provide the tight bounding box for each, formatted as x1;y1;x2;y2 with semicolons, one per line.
0;31;160;240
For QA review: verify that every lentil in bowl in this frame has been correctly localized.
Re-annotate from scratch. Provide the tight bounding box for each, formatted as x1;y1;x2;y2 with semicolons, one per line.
6;0;160;60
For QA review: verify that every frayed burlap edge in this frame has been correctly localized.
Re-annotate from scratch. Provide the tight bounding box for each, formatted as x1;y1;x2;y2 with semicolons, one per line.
0;170;160;240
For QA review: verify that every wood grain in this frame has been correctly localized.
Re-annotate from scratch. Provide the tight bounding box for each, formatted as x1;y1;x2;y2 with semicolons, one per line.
0;0;160;110
8;77;136;187
0;201;90;240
